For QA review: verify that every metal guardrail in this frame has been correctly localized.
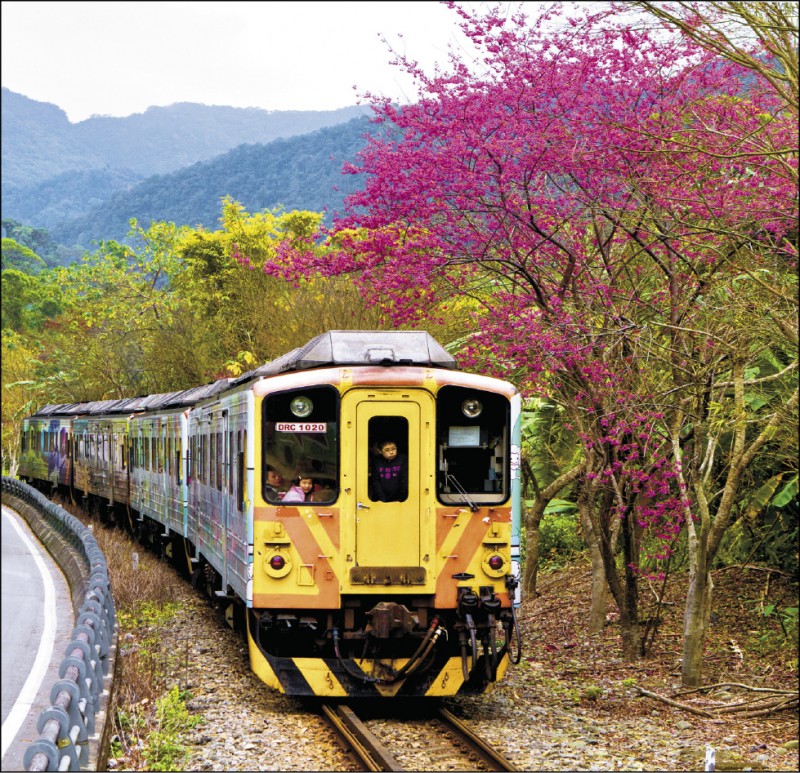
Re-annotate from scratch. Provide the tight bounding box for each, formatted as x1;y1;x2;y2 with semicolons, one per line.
1;477;118;772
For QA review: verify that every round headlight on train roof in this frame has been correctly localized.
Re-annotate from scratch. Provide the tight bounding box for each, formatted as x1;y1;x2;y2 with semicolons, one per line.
290;396;314;418
462;398;483;418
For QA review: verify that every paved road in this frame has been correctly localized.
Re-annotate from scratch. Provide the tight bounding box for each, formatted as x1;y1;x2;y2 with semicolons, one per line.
1;504;75;771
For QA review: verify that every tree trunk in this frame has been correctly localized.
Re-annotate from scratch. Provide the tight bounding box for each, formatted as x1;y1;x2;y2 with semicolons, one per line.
619;614;642;660
682;562;713;686
578;494;607;633
522;461;584;598
522;515;542;597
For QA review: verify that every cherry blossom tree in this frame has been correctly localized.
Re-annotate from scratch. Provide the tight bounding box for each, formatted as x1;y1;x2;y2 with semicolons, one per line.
268;2;798;683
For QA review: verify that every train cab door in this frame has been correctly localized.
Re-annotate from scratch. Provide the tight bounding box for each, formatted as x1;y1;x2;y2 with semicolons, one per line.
347;391;435;568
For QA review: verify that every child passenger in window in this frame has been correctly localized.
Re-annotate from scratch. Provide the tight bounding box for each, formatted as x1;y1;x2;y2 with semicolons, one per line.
371;440;408;502
282;472;315;503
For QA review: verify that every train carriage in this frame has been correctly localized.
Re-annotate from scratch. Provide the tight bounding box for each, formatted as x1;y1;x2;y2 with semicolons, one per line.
19;404;81;490
19;330;523;700
185;381;249;602
129;392;186;542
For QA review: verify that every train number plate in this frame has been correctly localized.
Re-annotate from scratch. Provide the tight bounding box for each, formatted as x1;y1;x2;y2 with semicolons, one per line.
275;422;327;433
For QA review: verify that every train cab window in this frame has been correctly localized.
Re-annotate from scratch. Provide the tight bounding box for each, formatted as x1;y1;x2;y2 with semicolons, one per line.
436;386;510;506
368;417;409;503
263;386;339;504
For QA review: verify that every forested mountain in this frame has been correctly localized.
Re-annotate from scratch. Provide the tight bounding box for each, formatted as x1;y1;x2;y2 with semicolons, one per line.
48;116;373;247
1;88;374;248
2;88;371;184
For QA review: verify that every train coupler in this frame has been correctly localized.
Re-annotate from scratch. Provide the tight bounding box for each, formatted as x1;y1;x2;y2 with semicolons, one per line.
365;601;416;638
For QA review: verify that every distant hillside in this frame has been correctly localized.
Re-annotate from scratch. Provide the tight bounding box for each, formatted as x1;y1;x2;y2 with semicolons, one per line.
2;88;372;185
1;90;108;188
49;116;375;247
3;168;144;230
1;88;374;245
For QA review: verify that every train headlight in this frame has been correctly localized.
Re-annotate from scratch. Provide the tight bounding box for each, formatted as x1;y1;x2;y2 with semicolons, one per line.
461;398;483;418
290;396;314;418
269;555;286;570
488;555;504;571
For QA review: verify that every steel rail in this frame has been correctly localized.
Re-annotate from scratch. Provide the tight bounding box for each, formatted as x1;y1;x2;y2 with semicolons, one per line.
321;703;403;772
436;706;519;772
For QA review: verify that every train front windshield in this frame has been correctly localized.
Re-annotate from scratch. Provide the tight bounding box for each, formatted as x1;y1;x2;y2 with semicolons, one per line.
262;381;510;507
262;385;339;503
436;386;510;505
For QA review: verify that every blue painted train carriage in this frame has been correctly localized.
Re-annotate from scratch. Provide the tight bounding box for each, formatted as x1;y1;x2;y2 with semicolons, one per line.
129;390;188;539
72;399;135;510
186;381;252;602
19;403;82;489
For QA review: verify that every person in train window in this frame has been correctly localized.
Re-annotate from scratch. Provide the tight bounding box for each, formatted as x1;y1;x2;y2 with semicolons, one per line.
282;471;315;503
371;440;408;502
265;465;287;501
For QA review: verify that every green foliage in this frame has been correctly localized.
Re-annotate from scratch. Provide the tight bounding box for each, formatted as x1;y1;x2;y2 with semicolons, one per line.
1;219;75;267
144;686;203;772
1;330;41;474
521;398;581;495
536;511;585;570
716;503;799;575
583;684;604;701
1;238;46;274
111;686;202;772
762;603;799;640
746;599;800;657
117;600;181;631
1;268;63;332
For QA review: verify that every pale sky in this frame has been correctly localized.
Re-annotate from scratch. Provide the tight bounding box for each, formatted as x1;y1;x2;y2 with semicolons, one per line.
1;0;529;123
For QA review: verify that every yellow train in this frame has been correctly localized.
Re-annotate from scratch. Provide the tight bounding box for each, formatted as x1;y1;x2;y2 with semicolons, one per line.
20;330;523;698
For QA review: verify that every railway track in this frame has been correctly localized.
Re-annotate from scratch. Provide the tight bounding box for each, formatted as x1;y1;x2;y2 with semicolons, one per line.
321;701;519;772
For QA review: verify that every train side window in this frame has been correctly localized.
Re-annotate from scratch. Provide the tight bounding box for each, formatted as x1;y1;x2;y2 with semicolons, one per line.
237;429;245;510
228;429;234;495
216;431;223;491
210;432;217;489
436;386;509;505
188;436;195;481
367;417;409;503
263;386;339;504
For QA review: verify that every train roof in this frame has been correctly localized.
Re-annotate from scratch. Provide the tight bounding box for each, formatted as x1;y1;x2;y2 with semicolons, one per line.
231;330;457;386
28;403;87;418
26;381;231;420
25;333;457;420
162;379;233;407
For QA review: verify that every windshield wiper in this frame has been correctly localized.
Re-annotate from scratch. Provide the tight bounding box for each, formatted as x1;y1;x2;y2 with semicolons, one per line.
444;472;479;512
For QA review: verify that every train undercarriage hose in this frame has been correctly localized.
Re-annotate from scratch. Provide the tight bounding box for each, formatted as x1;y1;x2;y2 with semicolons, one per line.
504;602;523;665
332;616;445;685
